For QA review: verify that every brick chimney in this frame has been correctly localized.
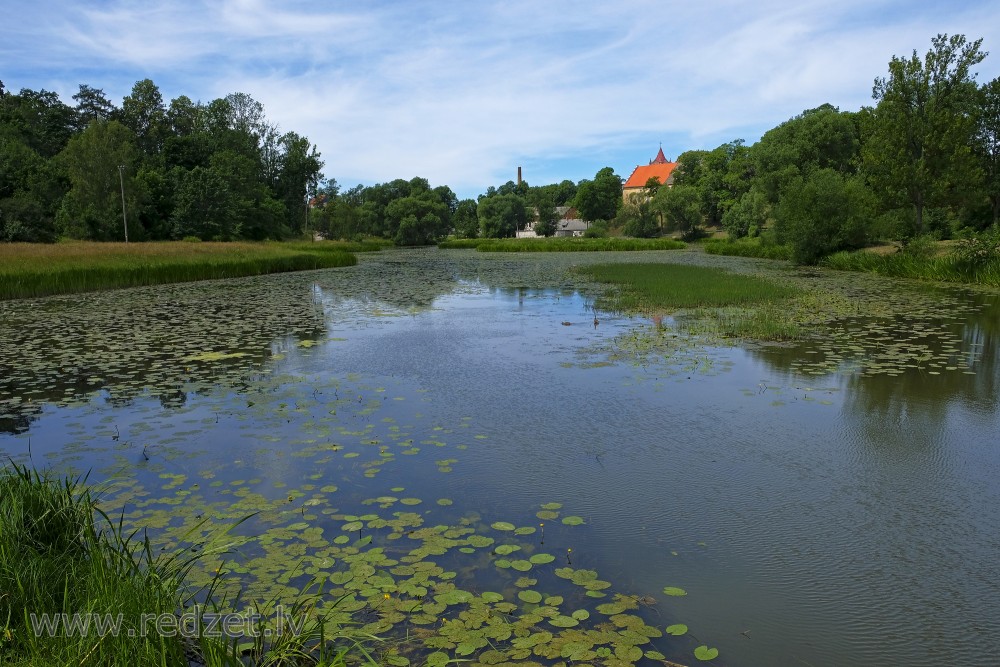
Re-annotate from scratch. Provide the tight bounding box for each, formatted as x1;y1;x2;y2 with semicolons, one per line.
517;166;522;185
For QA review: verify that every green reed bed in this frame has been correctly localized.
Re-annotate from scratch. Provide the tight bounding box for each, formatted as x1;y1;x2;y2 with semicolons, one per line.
702;238;793;261
281;240;386;254
470;237;686;252
822;249;1000;286
0;242;358;300
0;463;374;667
577;262;802;340
436;238;486;249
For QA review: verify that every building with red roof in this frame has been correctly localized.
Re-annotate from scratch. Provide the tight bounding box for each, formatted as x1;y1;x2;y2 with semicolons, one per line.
622;147;678;202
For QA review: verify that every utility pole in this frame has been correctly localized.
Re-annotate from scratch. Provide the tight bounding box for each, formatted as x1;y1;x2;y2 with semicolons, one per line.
118;164;128;243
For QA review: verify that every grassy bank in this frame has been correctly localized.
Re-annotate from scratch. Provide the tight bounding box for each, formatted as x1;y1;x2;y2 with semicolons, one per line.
822;249;1000;286
439;237;686;252
577;262;802;340
0;464;373;667
0;241;360;300
436;238;485;249
702;238;793;261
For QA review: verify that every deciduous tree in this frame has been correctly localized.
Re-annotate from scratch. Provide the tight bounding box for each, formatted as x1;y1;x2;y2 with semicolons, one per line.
863;34;987;234
574;167;621;222
478;193;526;238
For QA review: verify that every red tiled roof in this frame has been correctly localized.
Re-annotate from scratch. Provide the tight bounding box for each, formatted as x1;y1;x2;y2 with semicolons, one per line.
652;146;668;164
623;162;678;189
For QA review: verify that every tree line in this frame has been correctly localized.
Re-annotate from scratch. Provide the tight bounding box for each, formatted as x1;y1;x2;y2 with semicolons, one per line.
0;79;322;242
619;34;1000;263
3;34;997;259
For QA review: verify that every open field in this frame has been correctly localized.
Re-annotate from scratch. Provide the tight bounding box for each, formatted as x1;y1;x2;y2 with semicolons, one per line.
0;241;361;300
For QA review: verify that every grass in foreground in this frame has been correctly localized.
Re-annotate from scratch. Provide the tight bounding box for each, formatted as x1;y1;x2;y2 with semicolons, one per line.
439;237;686;252
0;463;375;667
0;241;360;300
577;262;801;340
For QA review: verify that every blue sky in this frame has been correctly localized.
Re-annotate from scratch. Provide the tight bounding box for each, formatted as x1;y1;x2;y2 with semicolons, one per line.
4;0;1000;200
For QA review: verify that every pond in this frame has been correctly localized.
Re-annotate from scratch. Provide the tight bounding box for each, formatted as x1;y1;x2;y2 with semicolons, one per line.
1;248;998;666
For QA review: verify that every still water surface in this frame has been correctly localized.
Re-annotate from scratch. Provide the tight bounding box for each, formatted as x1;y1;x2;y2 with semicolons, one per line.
1;248;998;666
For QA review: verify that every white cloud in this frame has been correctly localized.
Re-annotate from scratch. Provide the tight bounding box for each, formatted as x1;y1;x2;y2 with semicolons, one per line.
4;0;1000;197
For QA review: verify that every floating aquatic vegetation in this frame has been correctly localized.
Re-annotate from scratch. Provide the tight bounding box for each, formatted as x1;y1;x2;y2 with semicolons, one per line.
695;645;720;661
6;249;998;665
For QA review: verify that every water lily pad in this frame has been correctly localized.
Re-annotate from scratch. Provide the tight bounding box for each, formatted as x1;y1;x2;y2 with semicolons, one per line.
529;553;555;564
561;516;585;526
549;615;579;628
518;590;542;604
666;624;688;636
491;521;515;531
466;535;494;548
426;651;451;667
663;586;687;597
540;502;562;510
510;560;532;572
435;590;473;605
695;645;720;661
495;544;520;555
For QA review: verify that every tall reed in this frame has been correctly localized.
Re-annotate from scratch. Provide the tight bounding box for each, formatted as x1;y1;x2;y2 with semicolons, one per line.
0;463;377;666
822;250;1000;286
702;238;792;261
0;242;358;300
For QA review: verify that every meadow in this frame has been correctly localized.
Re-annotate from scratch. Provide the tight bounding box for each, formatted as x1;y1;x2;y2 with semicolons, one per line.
0;241;364;300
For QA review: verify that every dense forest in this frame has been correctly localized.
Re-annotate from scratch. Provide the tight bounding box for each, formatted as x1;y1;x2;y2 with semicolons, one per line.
2;34;999;262
0;79;326;243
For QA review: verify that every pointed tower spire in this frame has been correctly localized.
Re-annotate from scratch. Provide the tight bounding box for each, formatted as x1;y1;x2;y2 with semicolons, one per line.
652;144;668;164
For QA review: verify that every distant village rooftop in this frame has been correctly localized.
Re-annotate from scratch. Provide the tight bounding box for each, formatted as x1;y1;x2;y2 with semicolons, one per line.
623;147;678;199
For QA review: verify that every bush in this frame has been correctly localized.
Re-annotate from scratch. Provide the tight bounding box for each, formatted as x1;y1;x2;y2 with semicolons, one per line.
617;203;660;238
776;170;871;264
722;190;768;240
583;221;609;238
953;225;1000;269
899;234;937;259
